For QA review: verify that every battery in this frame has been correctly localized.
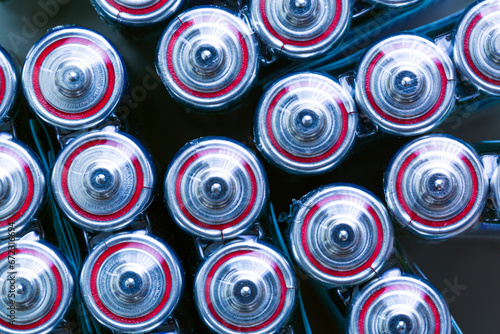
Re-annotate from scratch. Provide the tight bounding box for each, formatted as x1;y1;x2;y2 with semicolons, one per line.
194;239;297;334
165;137;269;240
80;232;183;333
385;134;488;239
367;0;424;9
0;46;19;122
454;0;500;96
249;0;351;59
156;6;260;111
0;239;74;334
355;34;456;136
0;135;45;240
51;129;156;232
347;275;451;334
290;184;393;287
22;26;127;131
254;72;357;175
90;0;184;28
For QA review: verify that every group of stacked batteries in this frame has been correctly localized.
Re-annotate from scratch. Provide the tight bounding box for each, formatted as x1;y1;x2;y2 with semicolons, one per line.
0;0;499;333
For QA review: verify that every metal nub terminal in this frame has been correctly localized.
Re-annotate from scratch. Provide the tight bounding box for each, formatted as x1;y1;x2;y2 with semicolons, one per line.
454;0;500;96
0;240;74;334
51;129;156;232
164;137;269;241
22;26;126;130
367;0;423;9
80;233;183;333
254;72;357;175
385;134;488;239
194;240;297;334
0;136;45;240
0;46;18;122
156;6;259;111
348;275;451;334
91;0;184;27
290;184;393;287
249;0;351;59
355;34;456;136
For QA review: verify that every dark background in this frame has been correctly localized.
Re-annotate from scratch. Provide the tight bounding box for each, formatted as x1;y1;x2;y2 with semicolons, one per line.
0;0;497;333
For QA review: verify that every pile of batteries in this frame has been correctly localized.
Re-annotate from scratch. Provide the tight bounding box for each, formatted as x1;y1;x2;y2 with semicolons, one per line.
0;0;499;333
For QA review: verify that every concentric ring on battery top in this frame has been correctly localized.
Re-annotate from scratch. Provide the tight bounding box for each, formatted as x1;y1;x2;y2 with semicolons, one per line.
22;26;126;130
52;130;155;232
0;46;19;122
0;136;45;240
249;0;351;59
454;0;500;96
255;72;357;175
290;184;393;287
385;134;487;239
348;275;451;334
91;0;184;27
355;34;456;136
367;0;423;9
194;240;297;334
165;137;269;241
80;233;183;334
0;240;74;334
156;6;259;111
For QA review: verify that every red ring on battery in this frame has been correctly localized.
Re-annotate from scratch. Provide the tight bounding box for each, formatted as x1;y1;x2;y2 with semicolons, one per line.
175;148;257;231
89;242;173;324
259;0;343;47
0;146;35;228
0;66;6;109
364;44;448;125
60;139;145;222
106;0;170;14
32;37;116;120
463;5;500;86
300;195;384;277
265;82;349;163
357;283;441;334
395;148;479;227
0;248;64;330
166;17;249;98
204;249;287;332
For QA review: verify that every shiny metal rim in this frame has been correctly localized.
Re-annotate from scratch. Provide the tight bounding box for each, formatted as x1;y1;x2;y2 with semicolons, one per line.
22;26;126;130
80;233;183;333
0;46;18;121
255;71;357;175
0;240;74;334
249;0;351;59
194;240;297;334
290;183;393;287
348;275;451;334
52;130;155;232
384;134;488;239
368;0;424;9
164;137;269;240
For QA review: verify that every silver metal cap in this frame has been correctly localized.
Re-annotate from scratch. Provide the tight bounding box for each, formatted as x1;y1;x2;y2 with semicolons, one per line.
254;72;357;175
0;135;45;240
156;6;259;111
290;184;393;287
22;26;126;130
80;233;183;333
367;0;424;9
194;240;297;334
0;240;74;334
51;129;156;232
165;137;269;241
250;0;351;59
355;34;456;136
91;0;184;27
454;0;500;96
348;275;451;334
0;46;18;122
385;134;488;239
